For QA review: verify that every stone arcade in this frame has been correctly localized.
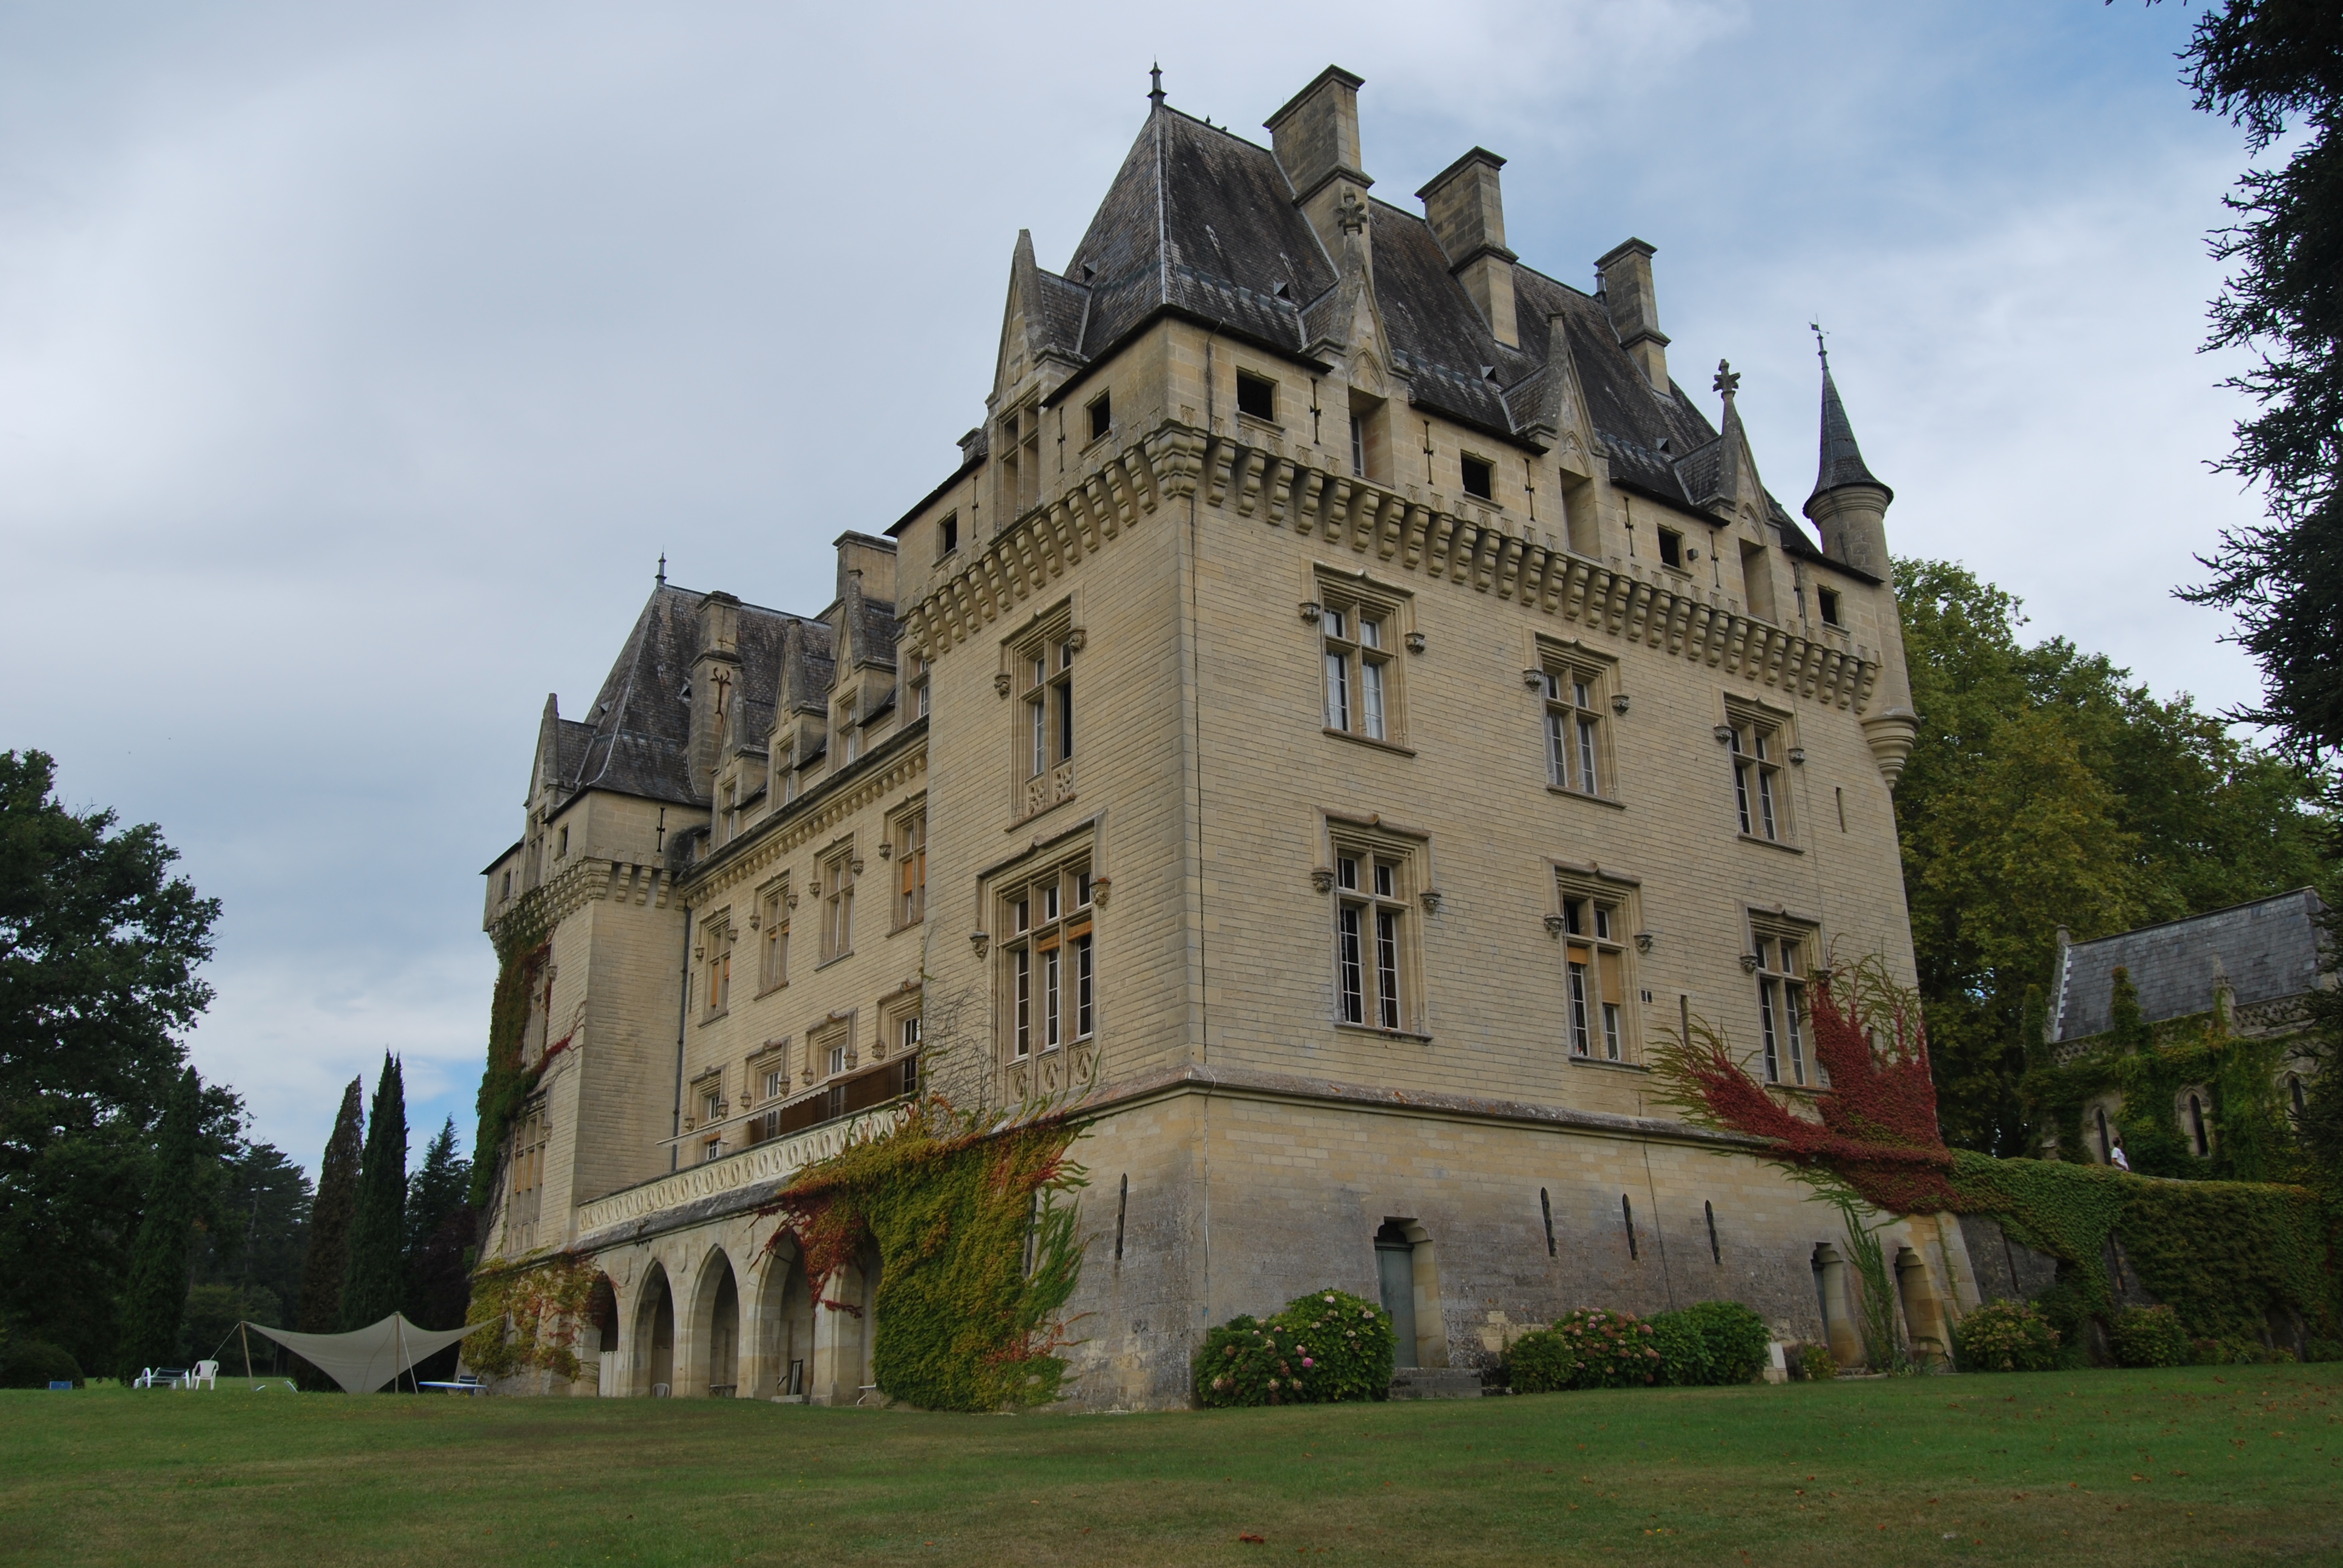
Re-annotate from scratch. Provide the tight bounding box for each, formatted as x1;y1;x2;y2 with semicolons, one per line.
473;67;1984;1405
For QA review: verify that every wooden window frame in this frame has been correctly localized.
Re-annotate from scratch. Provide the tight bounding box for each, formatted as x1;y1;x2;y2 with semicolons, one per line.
1535;635;1619;802
1005;604;1079;824
1324;815;1430;1039
998;854;1095;1063
1724;696;1797;846
1747;910;1821;1087
1555;867;1641;1063
1314;567;1412;751
755;879;791;995
888;797;928;932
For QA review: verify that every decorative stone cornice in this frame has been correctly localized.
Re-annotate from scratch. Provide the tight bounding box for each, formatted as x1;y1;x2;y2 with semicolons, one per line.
906;419;1877;713
678;738;928;907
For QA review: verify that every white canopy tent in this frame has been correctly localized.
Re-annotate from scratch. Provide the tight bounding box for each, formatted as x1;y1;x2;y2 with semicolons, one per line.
241;1314;478;1393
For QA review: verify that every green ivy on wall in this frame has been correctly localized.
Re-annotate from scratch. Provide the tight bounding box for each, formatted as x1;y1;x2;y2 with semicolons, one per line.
468;892;551;1210
759;1096;1087;1412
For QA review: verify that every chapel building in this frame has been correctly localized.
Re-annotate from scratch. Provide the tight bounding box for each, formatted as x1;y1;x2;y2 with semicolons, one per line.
474;67;1982;1405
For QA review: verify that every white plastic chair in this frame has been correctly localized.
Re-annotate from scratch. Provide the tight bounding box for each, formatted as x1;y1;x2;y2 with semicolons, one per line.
132;1368;157;1390
189;1361;218;1390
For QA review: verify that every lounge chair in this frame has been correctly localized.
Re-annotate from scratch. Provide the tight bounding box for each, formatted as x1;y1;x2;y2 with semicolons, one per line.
416;1373;484;1395
133;1367;191;1390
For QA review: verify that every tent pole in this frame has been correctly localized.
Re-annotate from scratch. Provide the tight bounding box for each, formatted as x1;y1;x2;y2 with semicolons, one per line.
239;1321;254;1383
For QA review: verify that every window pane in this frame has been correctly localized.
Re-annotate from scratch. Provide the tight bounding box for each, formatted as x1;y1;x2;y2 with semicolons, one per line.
1015;898;1029;933
1758;977;1781;1082
1785;981;1807;1085
1602;1002;1622;1061
1359;617;1381;650
1758;769;1777;839
1361;659;1384;740
1324;607;1346;641
1338;906;1365;1024
1577;717;1598;794
1337;857;1358;891
1567;955;1592;1056
1375;910;1400;1030
1075;934;1094;1038
1594;904;1611;941
1015;950;1031;1057
1057;681;1073;761
1043;884;1060;922
1598;950;1625;1061
1573;679;1590;710
1373;861;1394;899
1044;947;1062;1050
1326;651;1350;730
1030;698;1046;777
1546;710;1566;787
1735;760;1754;835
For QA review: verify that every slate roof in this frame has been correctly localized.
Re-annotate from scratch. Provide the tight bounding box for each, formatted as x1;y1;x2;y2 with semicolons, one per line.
2052;887;2328;1042
556;584;823;808
1008;99;1824;554
1807;352;1890;507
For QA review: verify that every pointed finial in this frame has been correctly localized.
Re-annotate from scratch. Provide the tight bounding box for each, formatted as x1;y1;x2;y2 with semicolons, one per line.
1809;319;1829;367
1149;62;1165;105
656;552;666;587
1712;358;1740;400
1336;186;1368;236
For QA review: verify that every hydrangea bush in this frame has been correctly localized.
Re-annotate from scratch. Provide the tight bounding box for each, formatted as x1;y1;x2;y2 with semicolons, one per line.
2111;1305;2191;1368
1671;1300;1772;1385
1191;1289;1395;1407
1509;1308;1663;1392
1953;1299;2060;1372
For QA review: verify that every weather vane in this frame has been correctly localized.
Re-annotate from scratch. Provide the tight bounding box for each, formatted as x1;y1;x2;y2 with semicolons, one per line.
1809;320;1830;365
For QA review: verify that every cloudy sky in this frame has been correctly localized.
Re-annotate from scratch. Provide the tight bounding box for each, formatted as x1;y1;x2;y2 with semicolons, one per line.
0;1;2265;1176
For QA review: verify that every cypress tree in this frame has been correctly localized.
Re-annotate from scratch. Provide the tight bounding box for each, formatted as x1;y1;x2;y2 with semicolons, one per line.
117;1067;202;1380
299;1077;364;1339
339;1053;407;1331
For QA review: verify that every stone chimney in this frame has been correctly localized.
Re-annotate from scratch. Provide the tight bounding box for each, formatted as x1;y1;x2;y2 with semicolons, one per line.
1267;65;1371;264
1595;239;1669;392
687;590;742;798
1417;148;1517;348
834;531;899;607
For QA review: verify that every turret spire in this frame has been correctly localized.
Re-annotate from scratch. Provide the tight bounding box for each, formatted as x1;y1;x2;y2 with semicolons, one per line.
1805;324;1890;508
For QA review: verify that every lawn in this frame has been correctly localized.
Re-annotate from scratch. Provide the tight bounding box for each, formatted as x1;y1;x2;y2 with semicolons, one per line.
3;1366;2338;1566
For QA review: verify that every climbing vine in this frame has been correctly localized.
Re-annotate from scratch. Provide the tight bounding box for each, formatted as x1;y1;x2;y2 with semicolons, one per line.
468;892;551;1209
757;1093;1087;1412
1653;951;2338;1356
462;1251;598;1382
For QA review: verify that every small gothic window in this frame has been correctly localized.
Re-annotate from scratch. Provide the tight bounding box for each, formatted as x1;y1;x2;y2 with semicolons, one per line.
1657;527;1685;570
2096;1106;2111;1162
1088;391;1112;443
2291;1075;2307;1117
2189;1094;2209;1156
1818;586;1843;627
939;511;959;558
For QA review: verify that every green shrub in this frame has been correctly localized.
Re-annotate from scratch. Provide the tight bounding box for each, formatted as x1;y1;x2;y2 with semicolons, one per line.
0;1339;84;1389
1953;1300;2061;1373
1509;1308;1662;1393
2304;1338;2342;1364
2111;1305;2190;1368
1676;1300;1772;1385
1793;1343;1839;1382
1645;1312;1711;1386
1191;1290;1394;1408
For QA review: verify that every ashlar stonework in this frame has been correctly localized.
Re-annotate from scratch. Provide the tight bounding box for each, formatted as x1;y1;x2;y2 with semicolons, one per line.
471;65;1978;1407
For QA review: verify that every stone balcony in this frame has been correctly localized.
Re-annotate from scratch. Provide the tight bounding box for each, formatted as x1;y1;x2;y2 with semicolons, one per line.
571;1102;905;1249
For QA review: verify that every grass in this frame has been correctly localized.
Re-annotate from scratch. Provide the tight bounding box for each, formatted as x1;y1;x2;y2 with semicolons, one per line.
2;1366;2338;1566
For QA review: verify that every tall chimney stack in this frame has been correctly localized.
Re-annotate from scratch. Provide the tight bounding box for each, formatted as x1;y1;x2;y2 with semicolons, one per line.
1418;148;1518;348
1595;239;1669;393
1267;66;1371;264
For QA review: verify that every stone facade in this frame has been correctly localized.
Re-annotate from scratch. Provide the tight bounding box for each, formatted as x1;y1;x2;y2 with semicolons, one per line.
473;67;1977;1406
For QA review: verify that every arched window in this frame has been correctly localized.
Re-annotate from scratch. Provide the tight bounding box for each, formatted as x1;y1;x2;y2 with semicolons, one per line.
2291;1076;2307;1117
2189;1094;2209;1157
2096;1107;2111;1162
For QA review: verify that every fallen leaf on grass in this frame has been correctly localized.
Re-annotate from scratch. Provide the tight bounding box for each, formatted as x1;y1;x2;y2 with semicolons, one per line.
1238;1534;1266;1545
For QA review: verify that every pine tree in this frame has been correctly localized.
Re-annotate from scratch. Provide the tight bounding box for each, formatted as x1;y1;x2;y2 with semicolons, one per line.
405;1117;474;1331
298;1077;364;1338
339;1053;407;1330
117;1067;202;1379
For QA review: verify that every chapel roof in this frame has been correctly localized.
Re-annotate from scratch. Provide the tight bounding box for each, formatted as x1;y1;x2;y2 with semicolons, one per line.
2051;887;2328;1043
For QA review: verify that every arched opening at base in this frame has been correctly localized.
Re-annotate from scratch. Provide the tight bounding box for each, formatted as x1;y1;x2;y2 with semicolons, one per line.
634;1266;675;1396
588;1274;620;1396
1374;1219;1445;1368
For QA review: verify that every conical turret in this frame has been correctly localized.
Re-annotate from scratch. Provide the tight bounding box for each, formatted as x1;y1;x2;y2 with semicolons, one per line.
1798;335;1918;789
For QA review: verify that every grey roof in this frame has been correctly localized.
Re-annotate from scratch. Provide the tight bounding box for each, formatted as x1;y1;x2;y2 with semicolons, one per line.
1806;352;1890;508
1009;99;1827;554
555;584;831;808
2053;887;2328;1042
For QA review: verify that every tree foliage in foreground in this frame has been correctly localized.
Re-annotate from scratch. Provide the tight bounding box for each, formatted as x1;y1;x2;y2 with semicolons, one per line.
0;750;228;1373
2169;2;2343;763
1894;560;2336;1154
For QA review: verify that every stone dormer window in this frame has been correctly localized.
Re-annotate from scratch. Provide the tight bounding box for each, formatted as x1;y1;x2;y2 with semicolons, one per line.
1087;390;1112;445
1817;586;1843;628
1656;526;1685;572
938;511;959;560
